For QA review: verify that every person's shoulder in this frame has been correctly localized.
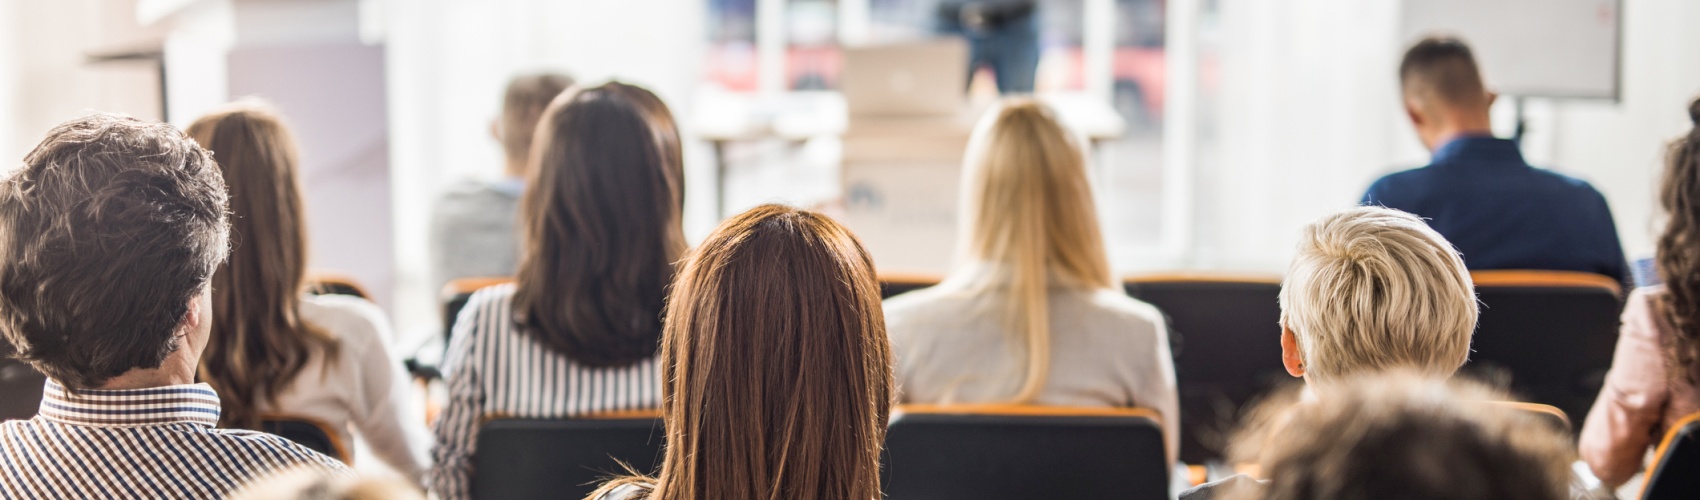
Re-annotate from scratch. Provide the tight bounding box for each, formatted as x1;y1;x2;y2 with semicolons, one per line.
1525;165;1606;195
1363;166;1434;204
1081;288;1166;328
455;283;519;332
203;428;352;471
882;285;958;319
300;293;394;356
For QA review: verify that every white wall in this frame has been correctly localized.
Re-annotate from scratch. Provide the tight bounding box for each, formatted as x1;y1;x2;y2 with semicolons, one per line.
1547;0;1700;260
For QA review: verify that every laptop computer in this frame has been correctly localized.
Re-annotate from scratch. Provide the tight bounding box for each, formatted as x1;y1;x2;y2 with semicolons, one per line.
841;38;970;118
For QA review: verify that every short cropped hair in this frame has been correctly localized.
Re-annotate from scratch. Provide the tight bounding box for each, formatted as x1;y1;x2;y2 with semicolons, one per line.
500;71;575;166
1226;373;1575;500
1279;206;1476;382
1399;36;1489;109
0;114;229;389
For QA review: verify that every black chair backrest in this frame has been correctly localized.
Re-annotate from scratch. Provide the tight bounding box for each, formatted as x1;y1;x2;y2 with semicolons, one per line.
879;274;941;299
1123;275;1285;464
882;406;1168;500
1;354;45;421
441;277;513;345
473;416;666;500
260;416;349;463
1643;413;1700;500
307;272;370;299
1466;271;1622;432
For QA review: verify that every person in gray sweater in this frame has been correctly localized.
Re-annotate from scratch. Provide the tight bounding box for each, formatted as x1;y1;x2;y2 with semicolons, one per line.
884;98;1179;466
430;71;573;291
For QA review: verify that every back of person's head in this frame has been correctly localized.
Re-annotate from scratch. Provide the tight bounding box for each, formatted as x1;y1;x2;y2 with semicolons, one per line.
230;467;424;500
499;71;575;170
0;114;229;389
1224;373;1574;500
1399;36;1491;112
512;81;685;367
949;97;1113;402
1280;206;1475;384
599;204;891;500
1657;96;1700;386
186;100;338;428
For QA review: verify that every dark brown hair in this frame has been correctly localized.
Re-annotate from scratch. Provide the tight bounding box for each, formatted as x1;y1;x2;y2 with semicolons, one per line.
1657;97;1700;385
511;82;685;367
1225;373;1574;500
1399;36;1489;108
187;101;339;429
500;71;575;169
589;204;894;500
0;114;229;389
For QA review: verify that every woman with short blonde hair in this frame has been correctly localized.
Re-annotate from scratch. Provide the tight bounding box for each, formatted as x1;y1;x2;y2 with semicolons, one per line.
1276;206;1477;385
884;98;1178;464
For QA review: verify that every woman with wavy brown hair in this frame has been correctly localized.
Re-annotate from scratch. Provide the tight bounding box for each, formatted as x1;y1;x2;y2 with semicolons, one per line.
429;81;686;499
586;204;893;500
188;101;429;479
1580;97;1700;487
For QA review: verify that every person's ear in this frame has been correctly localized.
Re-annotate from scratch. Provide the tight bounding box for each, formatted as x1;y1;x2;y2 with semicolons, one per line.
1281;326;1305;378
489;119;502;142
1484;90;1498;108
1405;99;1426;129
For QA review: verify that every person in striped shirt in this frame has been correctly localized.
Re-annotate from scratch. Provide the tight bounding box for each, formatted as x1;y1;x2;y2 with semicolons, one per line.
0;114;349;499
428;81;685;499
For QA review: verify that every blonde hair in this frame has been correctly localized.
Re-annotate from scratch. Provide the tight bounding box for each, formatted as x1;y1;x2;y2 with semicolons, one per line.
1225;373;1574;500
1279;206;1476;383
945;98;1115;403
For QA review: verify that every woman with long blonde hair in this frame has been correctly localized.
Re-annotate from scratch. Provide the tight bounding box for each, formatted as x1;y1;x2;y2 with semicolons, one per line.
884;99;1178;463
587;204;893;500
188;101;430;479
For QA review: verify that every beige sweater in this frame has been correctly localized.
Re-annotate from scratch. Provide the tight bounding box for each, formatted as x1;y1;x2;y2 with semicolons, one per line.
884;284;1180;465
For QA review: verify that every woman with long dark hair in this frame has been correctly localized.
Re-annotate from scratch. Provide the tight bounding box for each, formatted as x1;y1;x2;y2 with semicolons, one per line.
428;81;686;499
1580;97;1700;487
587;204;892;500
188;101;429;479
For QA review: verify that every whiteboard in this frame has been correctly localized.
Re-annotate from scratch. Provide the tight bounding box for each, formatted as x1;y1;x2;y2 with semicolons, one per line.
1400;0;1620;100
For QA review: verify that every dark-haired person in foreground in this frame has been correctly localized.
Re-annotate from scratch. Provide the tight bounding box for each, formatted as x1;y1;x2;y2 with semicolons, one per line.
1363;36;1629;287
587;204;892;500
0;114;347;498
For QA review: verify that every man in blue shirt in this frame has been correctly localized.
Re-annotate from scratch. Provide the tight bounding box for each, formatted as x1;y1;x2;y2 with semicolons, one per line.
1363;36;1630;286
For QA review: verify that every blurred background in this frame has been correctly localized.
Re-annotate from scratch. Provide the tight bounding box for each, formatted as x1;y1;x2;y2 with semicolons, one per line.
0;0;1695;348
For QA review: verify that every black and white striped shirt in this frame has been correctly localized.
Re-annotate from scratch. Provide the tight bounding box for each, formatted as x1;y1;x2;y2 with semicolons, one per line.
428;284;661;500
0;381;348;499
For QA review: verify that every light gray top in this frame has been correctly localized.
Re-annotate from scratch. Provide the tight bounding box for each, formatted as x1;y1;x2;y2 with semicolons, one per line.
884;284;1180;465
429;178;523;292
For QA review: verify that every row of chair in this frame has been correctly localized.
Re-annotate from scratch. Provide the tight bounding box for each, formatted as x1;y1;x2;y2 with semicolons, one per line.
436;269;1623;464
470;405;1169;500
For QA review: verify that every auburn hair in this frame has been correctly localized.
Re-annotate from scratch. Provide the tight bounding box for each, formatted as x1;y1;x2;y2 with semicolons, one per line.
944;98;1115;403
511;82;685;367
1657;96;1700;385
590;204;894;500
187;101;338;429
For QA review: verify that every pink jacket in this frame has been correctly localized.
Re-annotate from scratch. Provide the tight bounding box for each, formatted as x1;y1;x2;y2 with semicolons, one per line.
1580;286;1700;486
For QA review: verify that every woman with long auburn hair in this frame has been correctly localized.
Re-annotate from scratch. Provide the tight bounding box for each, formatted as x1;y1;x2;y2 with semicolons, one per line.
188;101;429;479
1581;97;1700;487
429;81;686;499
587;204;893;500
883;98;1178;464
